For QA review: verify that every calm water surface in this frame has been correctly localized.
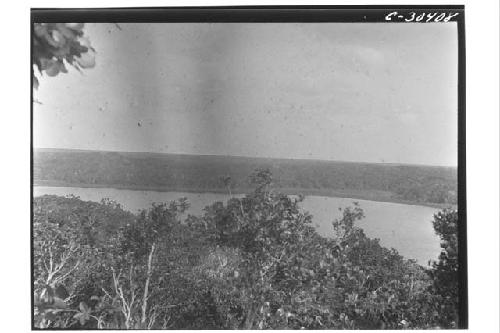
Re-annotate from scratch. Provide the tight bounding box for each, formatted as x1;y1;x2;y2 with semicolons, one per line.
34;186;441;265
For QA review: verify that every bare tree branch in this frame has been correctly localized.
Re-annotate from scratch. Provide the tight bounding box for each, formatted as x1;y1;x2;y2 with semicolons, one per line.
141;243;156;324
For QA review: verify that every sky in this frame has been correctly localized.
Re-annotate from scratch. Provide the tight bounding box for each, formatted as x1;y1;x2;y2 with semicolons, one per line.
34;23;458;166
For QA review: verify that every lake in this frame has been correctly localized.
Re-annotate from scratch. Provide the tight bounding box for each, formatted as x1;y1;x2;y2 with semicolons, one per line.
34;186;442;266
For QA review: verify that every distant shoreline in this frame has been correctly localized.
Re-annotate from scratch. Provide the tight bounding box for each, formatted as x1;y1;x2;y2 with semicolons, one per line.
33;180;455;210
34;147;458;169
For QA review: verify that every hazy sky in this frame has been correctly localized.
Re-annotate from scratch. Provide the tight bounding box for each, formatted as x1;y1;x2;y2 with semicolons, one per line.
34;23;458;166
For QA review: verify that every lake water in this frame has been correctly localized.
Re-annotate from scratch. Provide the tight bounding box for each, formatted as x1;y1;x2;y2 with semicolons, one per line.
34;186;441;266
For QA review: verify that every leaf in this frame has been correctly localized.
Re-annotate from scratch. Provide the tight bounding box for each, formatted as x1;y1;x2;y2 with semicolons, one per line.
56;23;76;39
33;76;39;90
51;30;66;47
54;284;69;299
51;297;68;309
43;310;57;322
45;60;60;77
66;23;84;31
34;24;48;38
76;51;95;69
59;62;68;73
79;301;89;313
73;312;85;325
74;303;91;325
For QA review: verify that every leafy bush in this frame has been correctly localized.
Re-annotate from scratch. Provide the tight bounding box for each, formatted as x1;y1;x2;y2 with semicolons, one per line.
427;209;459;328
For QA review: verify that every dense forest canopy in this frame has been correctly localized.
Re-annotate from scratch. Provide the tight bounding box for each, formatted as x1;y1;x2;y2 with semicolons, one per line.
34;149;457;207
33;169;459;329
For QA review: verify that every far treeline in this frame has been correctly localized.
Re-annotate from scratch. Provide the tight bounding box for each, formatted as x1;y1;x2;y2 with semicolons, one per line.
34;149;457;207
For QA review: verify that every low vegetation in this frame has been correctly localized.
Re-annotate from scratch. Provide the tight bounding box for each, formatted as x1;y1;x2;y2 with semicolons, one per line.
34;149;457;206
33;169;459;329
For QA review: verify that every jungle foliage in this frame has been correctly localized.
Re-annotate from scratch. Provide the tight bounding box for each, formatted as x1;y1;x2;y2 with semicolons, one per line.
33;170;459;329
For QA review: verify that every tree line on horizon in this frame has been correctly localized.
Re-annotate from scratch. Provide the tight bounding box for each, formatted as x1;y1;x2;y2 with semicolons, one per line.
34;150;457;206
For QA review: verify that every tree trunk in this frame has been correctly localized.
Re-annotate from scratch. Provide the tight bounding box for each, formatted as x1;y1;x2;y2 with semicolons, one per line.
242;304;256;329
141;243;156;325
